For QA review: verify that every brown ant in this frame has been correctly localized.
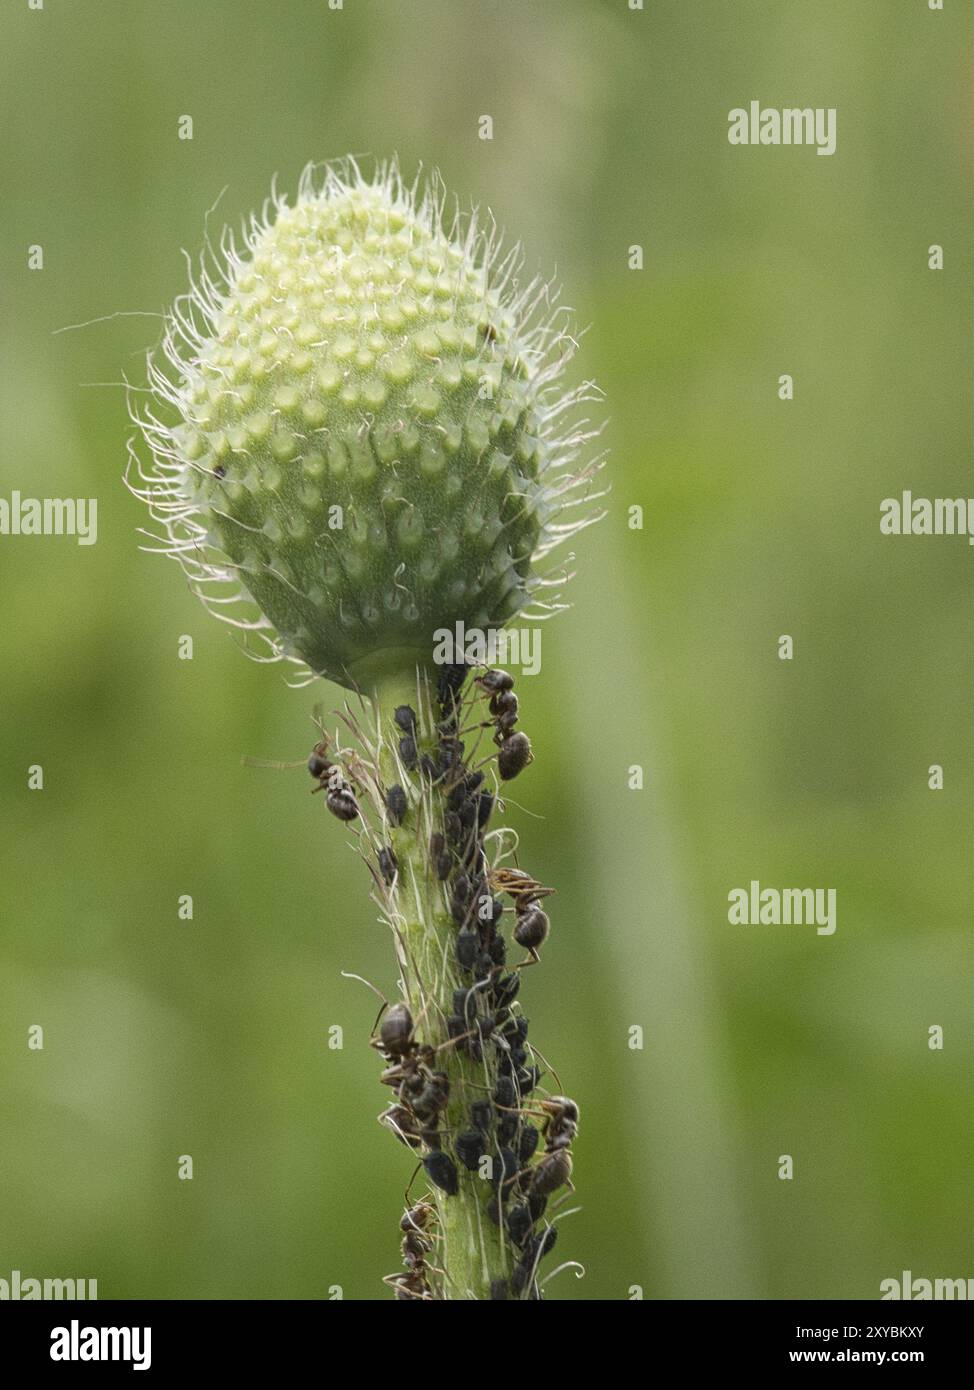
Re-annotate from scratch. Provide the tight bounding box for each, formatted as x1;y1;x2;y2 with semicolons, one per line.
369;999;478;1140
401;1200;436;1234
487;868;555;965
490;1093;579;1200
529;1095;578;1197
399;1201;437;1276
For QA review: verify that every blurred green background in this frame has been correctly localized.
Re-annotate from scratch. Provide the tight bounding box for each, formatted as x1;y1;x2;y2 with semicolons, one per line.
2;0;972;1300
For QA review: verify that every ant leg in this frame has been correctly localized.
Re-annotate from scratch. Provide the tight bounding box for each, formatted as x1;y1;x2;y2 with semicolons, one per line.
430;1026;480;1057
511;950;542;971
403;1160;423;1208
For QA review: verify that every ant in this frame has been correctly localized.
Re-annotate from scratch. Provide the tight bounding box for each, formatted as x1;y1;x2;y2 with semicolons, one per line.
540;1095;579;1148
490;1094;579;1200
241;728;359;821
370;999;477;1139
513;904;549;958
472;669;534;780
488;868;555;965
529;1096;578;1197
497;731;532;780
399;1201;437;1276
307;741;359;821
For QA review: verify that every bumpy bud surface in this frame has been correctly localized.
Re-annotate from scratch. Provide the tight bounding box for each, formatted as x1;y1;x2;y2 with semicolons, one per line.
130;161;602;688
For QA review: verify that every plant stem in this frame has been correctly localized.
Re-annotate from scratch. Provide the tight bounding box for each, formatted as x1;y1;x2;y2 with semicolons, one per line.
369;667;508;1300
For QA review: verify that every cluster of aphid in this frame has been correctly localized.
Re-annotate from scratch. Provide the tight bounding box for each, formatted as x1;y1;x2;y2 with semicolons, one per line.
307;664;577;1298
385;668;577;1298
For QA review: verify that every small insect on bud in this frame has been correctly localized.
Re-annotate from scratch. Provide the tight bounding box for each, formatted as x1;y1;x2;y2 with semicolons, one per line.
429;831;452;880
542;1095;580;1141
401;1202;434;1233
380;1105;422;1149
532;1224;558;1259
506;1203;534;1248
309;745;358;818
527;1190;548;1223
513;906;549;952
394;705;418;736
470;1100;493;1133
437;735;463;778
460;986;486;1020
437;663;469;708
519;1125;540;1164
402;1233;432;1270
492;973;521;1008
454;1130;485;1171
385;783;407;826
478;669;515;694
484;1193;505;1226
423;1149;459;1197
496;1114;517;1149
308;746;330;779
456;929;478;971
511;1258;535;1296
448;771;483;809
378;846;398;885
413;1071;450;1121
379;1002;413;1058
474;953;494;983
326;785;359;822
498;731;533;781
530;1146;573;1197
451;884;475;928
490;689;519;719
493;1075;516;1109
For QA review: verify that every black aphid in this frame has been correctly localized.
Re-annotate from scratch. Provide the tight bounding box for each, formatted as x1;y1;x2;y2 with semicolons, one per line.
423;1149;459;1197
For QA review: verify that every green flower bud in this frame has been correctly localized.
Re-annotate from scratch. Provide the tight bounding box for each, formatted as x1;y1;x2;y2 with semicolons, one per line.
129;160;602;688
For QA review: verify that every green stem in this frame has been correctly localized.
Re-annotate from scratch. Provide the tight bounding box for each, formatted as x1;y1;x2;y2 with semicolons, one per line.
370;668;508;1300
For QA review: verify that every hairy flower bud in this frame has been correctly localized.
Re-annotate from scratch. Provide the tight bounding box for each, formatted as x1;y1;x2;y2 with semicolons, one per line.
129;159;602;688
